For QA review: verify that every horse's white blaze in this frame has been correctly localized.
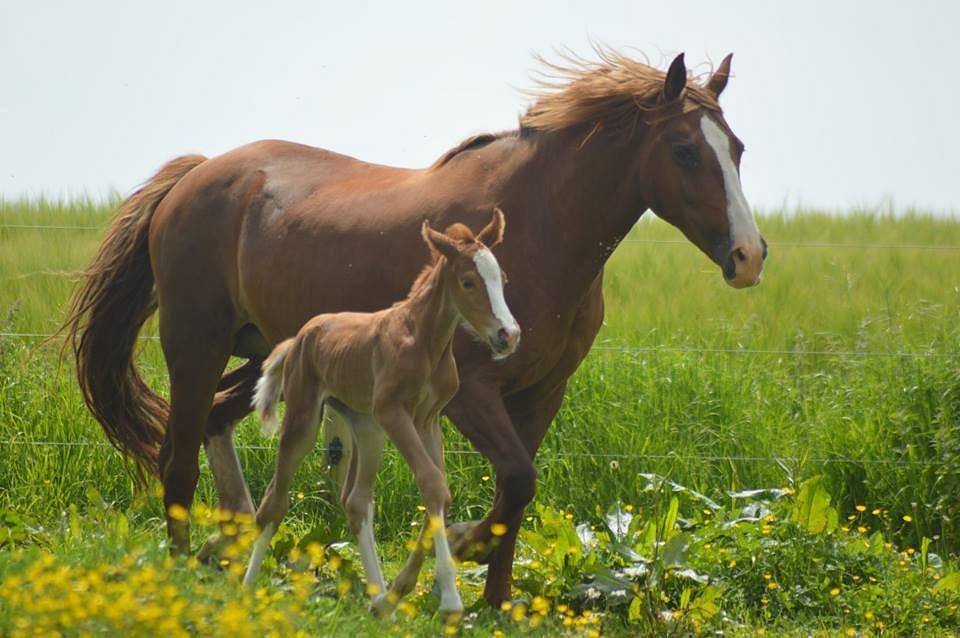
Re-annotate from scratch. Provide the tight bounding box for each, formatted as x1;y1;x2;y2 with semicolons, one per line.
699;114;759;247
472;248;517;332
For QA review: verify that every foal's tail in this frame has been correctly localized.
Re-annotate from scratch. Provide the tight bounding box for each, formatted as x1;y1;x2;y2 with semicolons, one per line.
57;155;207;484
253;338;294;436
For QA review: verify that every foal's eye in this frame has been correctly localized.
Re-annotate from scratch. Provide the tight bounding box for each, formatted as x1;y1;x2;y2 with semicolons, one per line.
461;278;474;289
672;143;700;169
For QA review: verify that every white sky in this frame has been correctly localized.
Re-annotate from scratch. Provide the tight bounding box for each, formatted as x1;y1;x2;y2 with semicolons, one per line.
2;1;958;214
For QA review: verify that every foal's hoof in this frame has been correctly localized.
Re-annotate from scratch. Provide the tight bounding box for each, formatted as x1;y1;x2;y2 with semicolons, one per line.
448;521;495;564
370;593;396;618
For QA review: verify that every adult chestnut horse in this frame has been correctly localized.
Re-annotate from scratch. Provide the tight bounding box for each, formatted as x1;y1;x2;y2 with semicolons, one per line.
63;50;766;606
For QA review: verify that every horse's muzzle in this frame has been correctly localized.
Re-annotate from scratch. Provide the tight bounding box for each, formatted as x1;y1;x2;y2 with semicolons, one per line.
723;236;767;288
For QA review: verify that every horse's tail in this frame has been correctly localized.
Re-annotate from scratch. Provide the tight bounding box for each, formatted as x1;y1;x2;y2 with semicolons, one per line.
253;338;294;436
58;154;207;483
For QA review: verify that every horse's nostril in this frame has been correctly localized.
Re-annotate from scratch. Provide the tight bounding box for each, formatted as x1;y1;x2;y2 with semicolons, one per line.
733;247;747;264
497;328;509;343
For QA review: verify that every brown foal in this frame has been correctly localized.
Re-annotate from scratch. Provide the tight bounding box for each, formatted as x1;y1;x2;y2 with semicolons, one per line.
242;210;518;615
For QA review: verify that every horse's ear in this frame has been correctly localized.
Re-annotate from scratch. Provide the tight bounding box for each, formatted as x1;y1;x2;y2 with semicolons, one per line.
421;220;460;260
706;53;733;98
663;53;687;103
477;207;506;248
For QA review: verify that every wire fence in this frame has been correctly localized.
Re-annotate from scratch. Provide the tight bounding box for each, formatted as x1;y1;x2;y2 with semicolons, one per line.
2;220;958;474
0;437;946;467
2;331;956;359
3;221;960;251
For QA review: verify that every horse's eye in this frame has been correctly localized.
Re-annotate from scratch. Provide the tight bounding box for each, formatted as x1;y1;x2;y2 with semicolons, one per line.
461;278;474;289
672;143;700;169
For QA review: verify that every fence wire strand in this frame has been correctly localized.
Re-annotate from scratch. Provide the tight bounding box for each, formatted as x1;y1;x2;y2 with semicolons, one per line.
2;222;958;479
3;222;960;251
2;331;956;359
0;438;945;467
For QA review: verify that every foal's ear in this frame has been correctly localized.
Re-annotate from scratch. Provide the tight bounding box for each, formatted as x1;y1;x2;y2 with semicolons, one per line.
706;53;733;98
421;220;461;261
663;52;687;103
477;207;506;248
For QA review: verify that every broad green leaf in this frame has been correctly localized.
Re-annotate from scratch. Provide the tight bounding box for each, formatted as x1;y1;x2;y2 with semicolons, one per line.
790;476;838;534
936;572;960;592
661;532;690;567
688;585;722;621
659;496;680;541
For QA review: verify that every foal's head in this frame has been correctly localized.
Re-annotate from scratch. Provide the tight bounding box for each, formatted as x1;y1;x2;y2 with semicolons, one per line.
421;208;520;359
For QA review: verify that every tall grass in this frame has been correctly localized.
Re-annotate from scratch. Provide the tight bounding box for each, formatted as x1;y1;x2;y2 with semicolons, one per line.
1;199;959;557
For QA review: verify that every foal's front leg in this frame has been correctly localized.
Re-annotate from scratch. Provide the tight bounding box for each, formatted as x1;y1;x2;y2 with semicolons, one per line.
375;404;462;616
388;418;445;601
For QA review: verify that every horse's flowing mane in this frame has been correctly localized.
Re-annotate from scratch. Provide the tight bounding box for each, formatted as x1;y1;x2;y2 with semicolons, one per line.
521;47;721;133
430;48;723;168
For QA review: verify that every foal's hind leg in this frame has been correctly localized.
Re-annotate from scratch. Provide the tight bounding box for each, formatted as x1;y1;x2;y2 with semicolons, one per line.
244;385;323;586
339;414;387;600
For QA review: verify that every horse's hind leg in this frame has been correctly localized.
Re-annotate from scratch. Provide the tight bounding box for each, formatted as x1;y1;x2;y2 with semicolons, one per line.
159;319;234;555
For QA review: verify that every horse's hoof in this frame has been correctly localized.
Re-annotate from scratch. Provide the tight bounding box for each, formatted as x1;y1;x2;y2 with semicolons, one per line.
440;605;464;626
370;593;396;618
448;521;495;564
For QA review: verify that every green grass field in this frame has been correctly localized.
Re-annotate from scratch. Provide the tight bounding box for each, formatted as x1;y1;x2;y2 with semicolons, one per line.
2;199;959;635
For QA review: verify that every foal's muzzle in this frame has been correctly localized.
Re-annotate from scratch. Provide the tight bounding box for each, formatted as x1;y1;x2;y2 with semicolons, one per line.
490;324;521;359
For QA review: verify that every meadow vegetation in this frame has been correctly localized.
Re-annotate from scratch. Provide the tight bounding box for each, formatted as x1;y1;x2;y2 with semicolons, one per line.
1;199;959;634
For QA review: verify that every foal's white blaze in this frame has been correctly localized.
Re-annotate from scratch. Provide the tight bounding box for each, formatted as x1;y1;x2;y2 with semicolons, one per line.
472;248;518;333
699;114;760;250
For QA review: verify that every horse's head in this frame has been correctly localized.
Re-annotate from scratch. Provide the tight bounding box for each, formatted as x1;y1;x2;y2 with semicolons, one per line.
421;208;521;359
641;54;766;288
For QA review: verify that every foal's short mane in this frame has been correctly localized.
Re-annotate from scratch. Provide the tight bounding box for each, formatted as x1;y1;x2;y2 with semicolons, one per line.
404;223;479;302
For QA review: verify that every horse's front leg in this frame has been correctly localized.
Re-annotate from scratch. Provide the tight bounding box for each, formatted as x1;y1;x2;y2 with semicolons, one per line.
443;379;534;608
375;404;462;617
197;360;261;563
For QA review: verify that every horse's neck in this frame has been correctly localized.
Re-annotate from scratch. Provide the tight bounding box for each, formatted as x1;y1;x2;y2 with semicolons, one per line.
400;264;460;364
498;130;646;304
